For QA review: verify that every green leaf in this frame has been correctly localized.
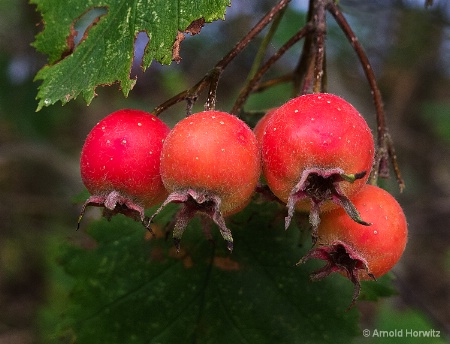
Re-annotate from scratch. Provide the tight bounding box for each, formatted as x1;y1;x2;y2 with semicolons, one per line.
359;274;397;301
39;200;370;343
31;0;230;110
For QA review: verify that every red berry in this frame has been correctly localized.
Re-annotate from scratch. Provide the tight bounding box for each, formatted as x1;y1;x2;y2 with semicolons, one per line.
150;110;261;251
79;109;170;225
259;93;375;240
299;184;408;308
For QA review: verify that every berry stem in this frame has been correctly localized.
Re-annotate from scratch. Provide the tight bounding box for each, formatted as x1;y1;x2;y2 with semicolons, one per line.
153;0;291;116
251;73;294;94
231;23;312;115
326;2;385;146
312;0;327;94
293;0;315;95
327;1;405;191
245;6;287;83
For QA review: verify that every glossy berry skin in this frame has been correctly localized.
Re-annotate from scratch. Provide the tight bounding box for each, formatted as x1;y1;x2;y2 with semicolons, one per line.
260;93;375;237
300;184;408;308
79;109;170;223
151;110;261;251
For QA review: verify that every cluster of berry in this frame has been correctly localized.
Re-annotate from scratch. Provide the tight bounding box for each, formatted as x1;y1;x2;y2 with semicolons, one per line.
78;93;407;306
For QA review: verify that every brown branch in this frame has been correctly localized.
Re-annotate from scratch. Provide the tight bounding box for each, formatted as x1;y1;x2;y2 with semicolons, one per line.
327;2;386;142
252;73;294;94
293;0;315;95
231;23;313;115
327;1;405;190
152;0;292;116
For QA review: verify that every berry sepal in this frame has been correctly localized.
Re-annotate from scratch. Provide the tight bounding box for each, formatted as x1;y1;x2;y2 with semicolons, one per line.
77;190;148;229
297;240;375;310
285;168;370;244
148;188;234;252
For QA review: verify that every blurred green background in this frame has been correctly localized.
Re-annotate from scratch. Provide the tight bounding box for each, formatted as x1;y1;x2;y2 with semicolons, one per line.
0;0;449;342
